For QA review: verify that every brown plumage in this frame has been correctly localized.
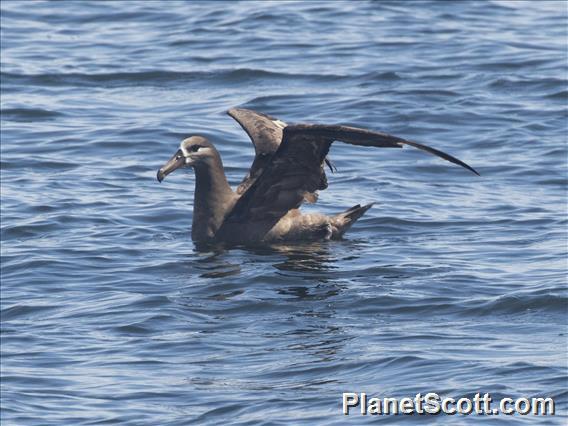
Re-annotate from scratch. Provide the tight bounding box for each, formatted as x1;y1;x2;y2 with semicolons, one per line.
157;108;479;244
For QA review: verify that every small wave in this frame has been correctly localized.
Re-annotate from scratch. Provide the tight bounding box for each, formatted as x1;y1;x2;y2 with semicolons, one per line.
488;76;565;92
467;293;568;315
359;71;401;81
537;178;568;186
1;223;60;240
403;88;460;97
1;107;63;122
1;68;346;88
1;70;207;86
352;295;459;316
1;304;58;321
28;160;79;171
474;58;554;71
544;90;568;100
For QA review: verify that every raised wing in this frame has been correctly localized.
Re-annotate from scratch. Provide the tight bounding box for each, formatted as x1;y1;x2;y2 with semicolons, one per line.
220;123;479;234
289;124;480;175
227;108;287;194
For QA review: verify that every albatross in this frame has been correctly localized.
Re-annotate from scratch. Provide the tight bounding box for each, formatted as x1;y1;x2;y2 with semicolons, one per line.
157;108;478;244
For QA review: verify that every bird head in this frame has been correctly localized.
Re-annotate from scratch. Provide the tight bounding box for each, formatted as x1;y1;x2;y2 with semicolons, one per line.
157;136;217;182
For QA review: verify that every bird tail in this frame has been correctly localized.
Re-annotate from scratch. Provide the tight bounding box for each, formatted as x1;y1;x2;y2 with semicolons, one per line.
331;203;374;238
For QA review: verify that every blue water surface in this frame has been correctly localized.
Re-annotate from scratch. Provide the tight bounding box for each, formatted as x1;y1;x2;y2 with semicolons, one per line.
1;1;567;424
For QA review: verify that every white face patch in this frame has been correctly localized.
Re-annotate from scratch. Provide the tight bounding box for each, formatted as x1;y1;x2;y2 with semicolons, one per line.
180;144;213;164
180;141;192;157
272;119;287;129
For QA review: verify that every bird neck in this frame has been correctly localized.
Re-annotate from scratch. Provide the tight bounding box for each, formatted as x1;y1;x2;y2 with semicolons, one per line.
191;157;235;241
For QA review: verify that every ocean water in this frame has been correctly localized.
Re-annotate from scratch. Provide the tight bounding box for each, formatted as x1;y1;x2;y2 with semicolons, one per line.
1;0;566;424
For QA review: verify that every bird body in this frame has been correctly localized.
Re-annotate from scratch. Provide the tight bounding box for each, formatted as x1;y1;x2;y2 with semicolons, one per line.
157;108;478;245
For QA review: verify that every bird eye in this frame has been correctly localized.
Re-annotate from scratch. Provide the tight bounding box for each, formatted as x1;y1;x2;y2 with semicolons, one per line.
191;145;201;152
176;155;182;160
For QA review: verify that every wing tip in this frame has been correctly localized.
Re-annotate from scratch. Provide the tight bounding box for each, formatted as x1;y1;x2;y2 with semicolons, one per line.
469;166;481;176
446;155;480;176
400;139;480;176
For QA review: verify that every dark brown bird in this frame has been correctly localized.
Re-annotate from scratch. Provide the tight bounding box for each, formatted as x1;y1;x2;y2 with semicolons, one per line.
157;108;478;244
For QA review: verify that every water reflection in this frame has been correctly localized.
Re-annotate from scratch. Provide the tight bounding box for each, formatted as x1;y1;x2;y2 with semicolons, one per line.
191;239;344;278
285;325;348;364
252;241;341;275
182;239;378;317
189;243;241;278
181;240;354;320
175;240;398;392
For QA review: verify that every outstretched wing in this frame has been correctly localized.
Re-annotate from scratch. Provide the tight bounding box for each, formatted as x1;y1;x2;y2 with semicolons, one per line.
220;123;478;232
288;124;480;175
227;108;287;194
